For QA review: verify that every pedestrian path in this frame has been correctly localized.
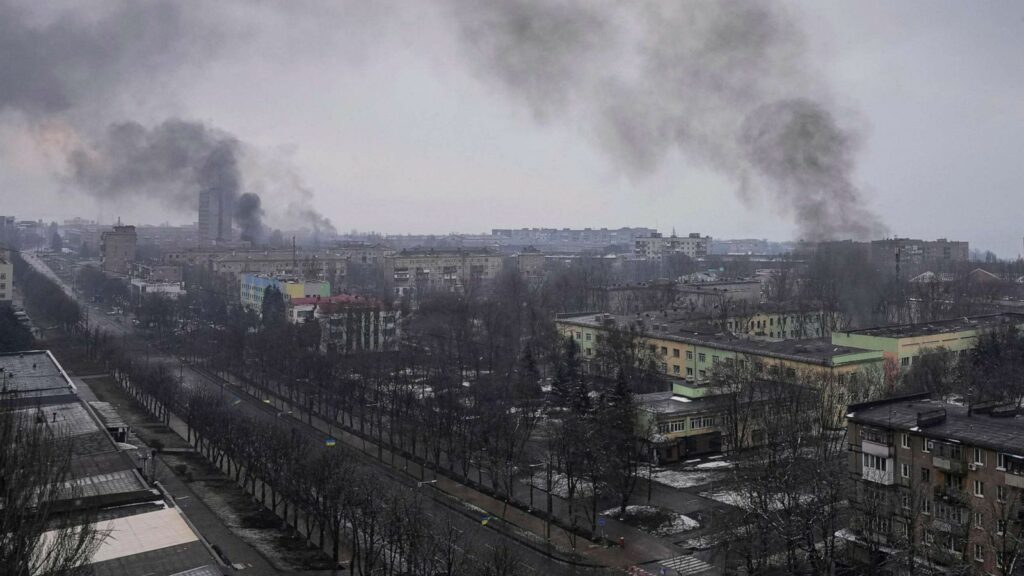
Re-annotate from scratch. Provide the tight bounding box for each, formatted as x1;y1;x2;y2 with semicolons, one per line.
658;554;716;575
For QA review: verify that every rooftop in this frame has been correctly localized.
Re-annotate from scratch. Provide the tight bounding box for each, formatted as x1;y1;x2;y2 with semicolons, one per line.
2;351;219;575
559;313;880;366
849;396;1024;455
291;294;381;307
0;350;77;404
841;312;1024;339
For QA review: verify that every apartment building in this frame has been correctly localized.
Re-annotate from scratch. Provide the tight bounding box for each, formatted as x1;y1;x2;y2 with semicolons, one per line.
0;249;11;303
388;248;503;296
847;395;1024;574
100;224;137;275
870;237;969;276
634;232;712;260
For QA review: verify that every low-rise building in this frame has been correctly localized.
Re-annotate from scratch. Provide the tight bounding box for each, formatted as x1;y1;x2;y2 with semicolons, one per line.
240;273;330;311
556;312;883;387
129;278;185;304
288;294;399;353
831;313;1024;372
0;351;220;575
846;395;1024;574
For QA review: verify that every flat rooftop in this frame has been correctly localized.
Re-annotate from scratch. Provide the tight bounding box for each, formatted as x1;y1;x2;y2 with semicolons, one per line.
849;396;1024;455
841;312;1024;339
559;313;879;366
0;350;76;404
2;350;219;576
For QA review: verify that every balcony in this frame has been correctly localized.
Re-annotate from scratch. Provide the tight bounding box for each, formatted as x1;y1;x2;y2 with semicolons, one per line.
1006;472;1024;489
934;484;967;505
862;466;894;486
862;439;894;458
932;456;964;475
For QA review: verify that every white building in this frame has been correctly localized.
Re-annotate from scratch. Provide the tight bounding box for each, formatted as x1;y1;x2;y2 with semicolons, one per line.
634;232;712;261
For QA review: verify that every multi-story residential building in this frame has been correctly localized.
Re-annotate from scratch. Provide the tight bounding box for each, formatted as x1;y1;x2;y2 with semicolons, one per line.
197;188;233;244
846;395;1024;574
831;313;1024;372
287;294;399;353
870;238;970;277
100;224;137;275
0;248;12;303
556;313;883;389
212;251;348;287
634;232;712;261
388;248;503;296
240;273;330;312
491;227;655;250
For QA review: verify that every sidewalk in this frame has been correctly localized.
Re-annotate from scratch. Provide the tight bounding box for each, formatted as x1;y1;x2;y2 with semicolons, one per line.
207;367;694;571
69;374;287;576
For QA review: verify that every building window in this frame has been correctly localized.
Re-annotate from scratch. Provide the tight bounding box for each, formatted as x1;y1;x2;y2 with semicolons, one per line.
686;367;693;377
660;346;668;356
901;494;910;509
974;447;985;466
998;520;1007;535
921;468;931;482
901;357;910;367
924;530;934;545
974;480;985;498
672;365;681;375
698;353;706;363
974;511;983;528
712;355;719;365
901;463;910;478
923;438;932;453
998;485;1007;502
585;333;592;341
922;498;932;515
686;350;693;360
901;433;910;449
690;416;715;429
698;370;706;379
672;348;680;358
863;454;887;472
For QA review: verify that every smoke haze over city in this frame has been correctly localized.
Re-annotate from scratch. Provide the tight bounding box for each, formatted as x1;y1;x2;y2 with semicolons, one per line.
0;0;1021;253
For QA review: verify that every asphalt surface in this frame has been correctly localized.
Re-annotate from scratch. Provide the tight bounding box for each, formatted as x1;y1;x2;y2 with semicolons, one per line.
26;253;593;576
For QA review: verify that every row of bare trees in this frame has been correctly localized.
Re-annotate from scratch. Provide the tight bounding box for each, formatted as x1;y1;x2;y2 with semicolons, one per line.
80;327;531;576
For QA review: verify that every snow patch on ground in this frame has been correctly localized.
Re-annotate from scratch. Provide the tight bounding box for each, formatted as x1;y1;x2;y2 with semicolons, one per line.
651;468;724;489
695;460;733;470
529;471;593;498
603;505;700;537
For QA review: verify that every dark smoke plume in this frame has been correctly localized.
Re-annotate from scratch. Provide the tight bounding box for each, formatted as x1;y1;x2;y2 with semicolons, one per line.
447;0;886;240
235;192;265;243
0;0;334;243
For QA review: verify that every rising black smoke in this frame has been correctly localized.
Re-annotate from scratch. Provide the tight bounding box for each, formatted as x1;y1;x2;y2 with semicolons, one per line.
0;0;334;243
446;0;886;240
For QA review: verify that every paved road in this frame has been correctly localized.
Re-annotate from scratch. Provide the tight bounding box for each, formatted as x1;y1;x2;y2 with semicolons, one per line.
25;254;587;575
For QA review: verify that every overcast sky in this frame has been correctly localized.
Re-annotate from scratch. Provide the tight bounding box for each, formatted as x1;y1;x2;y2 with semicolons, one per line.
1;1;1021;255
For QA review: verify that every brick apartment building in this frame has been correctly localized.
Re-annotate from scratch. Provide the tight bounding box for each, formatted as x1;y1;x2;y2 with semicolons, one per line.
847;394;1024;574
